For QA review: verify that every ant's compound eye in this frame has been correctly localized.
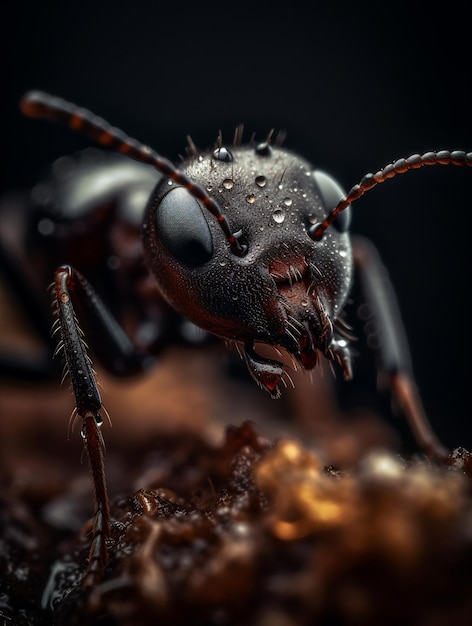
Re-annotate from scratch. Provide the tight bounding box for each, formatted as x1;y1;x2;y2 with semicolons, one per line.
313;170;351;232
156;187;213;266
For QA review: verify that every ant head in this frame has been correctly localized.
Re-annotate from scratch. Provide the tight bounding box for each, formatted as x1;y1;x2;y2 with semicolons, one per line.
143;138;353;366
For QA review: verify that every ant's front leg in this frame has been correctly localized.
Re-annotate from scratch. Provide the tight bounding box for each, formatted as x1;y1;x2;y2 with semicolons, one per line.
53;264;148;587
351;235;449;462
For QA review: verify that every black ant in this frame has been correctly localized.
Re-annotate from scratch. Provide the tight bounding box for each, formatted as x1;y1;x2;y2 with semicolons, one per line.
2;90;471;587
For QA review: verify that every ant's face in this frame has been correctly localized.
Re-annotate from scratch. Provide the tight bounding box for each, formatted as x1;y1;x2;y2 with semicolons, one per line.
144;145;353;370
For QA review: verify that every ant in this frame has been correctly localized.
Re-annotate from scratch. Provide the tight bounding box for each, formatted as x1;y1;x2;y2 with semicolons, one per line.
2;90;470;588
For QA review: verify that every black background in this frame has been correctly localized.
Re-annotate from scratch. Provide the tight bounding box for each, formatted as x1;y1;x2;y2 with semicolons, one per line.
2;2;470;448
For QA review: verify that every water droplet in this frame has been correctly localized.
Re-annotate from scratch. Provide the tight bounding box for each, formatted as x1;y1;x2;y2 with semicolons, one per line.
223;178;234;190
301;299;309;307
219;260;227;267
283;197;293;207
272;208;286;224
246;194;256;204
255;175;267;187
339;249;348;257
255;142;272;156
213;147;233;162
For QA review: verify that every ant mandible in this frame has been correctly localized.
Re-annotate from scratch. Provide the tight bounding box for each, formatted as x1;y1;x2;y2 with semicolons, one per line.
11;90;472;587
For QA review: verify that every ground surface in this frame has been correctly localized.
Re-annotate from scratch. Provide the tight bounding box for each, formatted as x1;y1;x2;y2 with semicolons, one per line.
1;343;472;626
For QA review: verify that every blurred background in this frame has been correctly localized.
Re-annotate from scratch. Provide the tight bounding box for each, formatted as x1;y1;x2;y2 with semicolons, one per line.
2;2;470;449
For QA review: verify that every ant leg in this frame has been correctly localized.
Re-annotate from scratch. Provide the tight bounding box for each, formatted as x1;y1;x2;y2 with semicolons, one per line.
53;264;142;587
351;235;449;461
56;264;154;377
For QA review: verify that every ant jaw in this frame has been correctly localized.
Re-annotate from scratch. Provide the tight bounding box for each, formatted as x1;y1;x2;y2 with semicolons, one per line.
241;324;321;399
243;342;283;399
241;318;353;398
325;337;353;380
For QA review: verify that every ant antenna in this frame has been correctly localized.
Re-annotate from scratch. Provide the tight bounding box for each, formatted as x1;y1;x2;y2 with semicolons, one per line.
310;150;472;241
20;91;246;256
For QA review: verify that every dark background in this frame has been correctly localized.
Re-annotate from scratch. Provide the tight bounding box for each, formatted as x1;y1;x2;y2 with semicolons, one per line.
2;2;470;448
